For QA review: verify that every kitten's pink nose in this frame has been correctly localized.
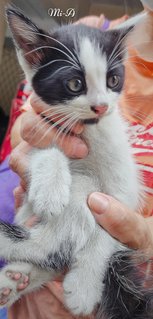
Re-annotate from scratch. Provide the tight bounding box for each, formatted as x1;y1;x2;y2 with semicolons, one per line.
91;105;108;116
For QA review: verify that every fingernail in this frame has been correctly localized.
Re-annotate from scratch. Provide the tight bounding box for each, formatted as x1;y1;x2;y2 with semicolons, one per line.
88;193;109;214
23;276;29;283
71;141;88;158
76;126;84;134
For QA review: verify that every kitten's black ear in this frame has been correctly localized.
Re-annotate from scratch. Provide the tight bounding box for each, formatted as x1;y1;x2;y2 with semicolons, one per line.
106;26;134;63
111;25;134;47
6;6;50;77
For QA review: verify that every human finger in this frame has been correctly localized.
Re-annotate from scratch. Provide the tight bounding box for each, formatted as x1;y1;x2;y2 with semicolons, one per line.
30;93;84;134
88;192;153;250
21;110;88;158
14;185;25;209
9;141;31;183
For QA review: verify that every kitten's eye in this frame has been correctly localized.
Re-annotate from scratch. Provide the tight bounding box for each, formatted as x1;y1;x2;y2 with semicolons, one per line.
107;75;120;89
66;78;83;93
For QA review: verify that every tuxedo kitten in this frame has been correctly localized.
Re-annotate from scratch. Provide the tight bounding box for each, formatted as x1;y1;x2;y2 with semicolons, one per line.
0;6;151;319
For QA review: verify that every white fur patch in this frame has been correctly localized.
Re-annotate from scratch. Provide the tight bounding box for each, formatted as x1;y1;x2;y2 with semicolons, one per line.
79;37;108;106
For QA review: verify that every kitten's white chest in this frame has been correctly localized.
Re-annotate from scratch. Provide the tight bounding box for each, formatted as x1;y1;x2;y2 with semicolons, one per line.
71;111;141;210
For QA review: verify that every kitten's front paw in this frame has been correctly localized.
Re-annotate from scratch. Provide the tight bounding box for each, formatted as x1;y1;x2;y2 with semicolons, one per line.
29;148;71;218
63;269;101;315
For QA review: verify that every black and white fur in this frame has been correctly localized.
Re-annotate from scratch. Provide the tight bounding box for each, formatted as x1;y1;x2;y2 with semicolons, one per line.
0;6;151;319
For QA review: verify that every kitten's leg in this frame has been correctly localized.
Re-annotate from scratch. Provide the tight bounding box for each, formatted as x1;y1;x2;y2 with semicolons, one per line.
63;226;119;316
0;262;53;307
0;220;72;269
28;147;71;219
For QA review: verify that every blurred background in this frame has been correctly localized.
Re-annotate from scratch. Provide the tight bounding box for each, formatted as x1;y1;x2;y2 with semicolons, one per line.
0;0;143;145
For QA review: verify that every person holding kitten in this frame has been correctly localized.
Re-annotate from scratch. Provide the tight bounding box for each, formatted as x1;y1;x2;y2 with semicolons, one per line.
2;0;153;318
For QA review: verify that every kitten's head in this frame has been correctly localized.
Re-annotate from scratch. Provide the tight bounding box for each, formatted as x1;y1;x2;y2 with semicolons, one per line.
6;6;134;125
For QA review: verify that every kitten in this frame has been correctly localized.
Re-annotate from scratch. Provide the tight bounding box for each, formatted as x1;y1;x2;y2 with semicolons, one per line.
0;6;151;319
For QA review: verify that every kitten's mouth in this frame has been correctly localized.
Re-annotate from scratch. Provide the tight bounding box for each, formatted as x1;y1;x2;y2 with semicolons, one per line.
41;114;99;134
81;118;99;125
41;114;71;133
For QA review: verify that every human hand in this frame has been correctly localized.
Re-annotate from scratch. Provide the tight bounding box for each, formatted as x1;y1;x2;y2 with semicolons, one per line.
20;93;88;158
88;192;153;251
10;93;88;204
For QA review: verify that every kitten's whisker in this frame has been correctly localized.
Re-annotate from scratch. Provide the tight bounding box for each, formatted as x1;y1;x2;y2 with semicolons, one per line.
128;111;153;123
109;46;125;68
59;116;79;146
60;118;79;147
25;108;68;139
24;116;58;144
122;104;151;116
22;114;55;142
38;58;78;70
121;108;153;124
25;112;71;143
111;56;152;72
40;107;70;117
34;32;79;65
41;65;75;81
53;113;78;144
25;45;79;68
39;103;71;116
38;112;72;134
108;29;131;66
32;112;75;146
108;31;134;66
126;93;152;100
108;33;124;66
123;95;153;102
67;117;80;137
31;118;70;146
110;39;153;68
53;113;79;142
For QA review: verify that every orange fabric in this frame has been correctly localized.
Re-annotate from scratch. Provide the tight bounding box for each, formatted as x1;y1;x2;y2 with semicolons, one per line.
120;48;153;217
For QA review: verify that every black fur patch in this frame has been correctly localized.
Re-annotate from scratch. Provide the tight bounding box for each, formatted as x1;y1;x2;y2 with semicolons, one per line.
38;241;73;271
97;250;153;319
33;64;86;105
82;118;99;125
0;221;29;242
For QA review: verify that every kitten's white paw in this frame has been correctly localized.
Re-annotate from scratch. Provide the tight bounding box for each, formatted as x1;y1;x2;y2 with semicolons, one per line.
63;269;101;315
0;263;31;308
28;148;71;218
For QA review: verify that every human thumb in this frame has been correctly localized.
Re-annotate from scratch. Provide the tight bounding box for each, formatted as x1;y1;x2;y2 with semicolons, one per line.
88;192;151;249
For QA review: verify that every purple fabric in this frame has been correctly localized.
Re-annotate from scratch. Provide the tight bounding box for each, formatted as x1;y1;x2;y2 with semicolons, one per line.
101;18;110;30
0;156;20;267
0;156;19;222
